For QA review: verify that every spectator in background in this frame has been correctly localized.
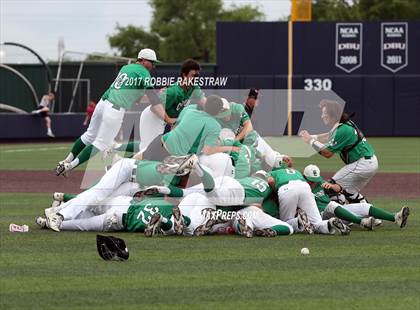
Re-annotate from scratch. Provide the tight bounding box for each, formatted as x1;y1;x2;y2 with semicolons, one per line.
244;88;259;117
83;100;97;126
32;91;55;138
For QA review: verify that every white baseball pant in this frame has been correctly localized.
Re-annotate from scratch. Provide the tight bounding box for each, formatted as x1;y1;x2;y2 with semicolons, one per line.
59;159;136;220
81;99;126;151
332;155;378;196
60;196;132;231
198;153;235;178
234;206;293;234
277;180;330;234
178;193;216;236
139;105;166;153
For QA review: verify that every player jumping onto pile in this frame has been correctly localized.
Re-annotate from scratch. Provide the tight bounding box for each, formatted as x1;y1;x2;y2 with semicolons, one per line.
55;48;161;176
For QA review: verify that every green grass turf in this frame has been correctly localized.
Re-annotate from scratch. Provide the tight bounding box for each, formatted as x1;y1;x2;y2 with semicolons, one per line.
1;193;419;310
0;137;419;172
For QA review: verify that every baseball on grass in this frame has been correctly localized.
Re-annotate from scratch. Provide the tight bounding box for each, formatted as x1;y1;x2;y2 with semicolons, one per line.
300;247;310;256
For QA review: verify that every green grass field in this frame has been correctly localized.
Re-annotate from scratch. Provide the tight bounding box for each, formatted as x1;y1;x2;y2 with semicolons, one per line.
1;138;420;309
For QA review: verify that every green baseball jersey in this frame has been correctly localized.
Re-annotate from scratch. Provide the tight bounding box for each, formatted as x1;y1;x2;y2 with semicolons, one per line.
123;198;174;232
310;177;330;212
177;103;197;122
262;197;279;219
238;176;272;205
160;84;204;118
270;168;305;189
326;122;375;164
217;102;250;134
102;63;152;110
234;145;252;179
221;139;253;179
135;160;180;187
162;108;221;155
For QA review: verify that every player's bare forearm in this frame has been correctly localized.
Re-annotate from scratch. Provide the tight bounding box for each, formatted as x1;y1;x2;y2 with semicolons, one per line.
202;145;240;155
150;104;176;124
316;133;330;143
235;120;253;141
321;182;342;193
133;152;142;160
318;149;334;158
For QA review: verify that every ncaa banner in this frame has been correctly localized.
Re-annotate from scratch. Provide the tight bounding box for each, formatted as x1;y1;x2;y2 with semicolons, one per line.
381;22;408;73
335;23;363;73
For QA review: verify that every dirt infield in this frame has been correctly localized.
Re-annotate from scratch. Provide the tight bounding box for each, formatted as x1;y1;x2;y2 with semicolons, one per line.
0;170;419;199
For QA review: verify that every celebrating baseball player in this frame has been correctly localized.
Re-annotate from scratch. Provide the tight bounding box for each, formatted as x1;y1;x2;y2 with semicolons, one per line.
300;99;378;204
55;48;161;176
303;164;410;229
138;59;205;153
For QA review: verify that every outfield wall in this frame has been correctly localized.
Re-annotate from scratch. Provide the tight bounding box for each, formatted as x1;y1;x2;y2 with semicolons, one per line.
1;21;419;138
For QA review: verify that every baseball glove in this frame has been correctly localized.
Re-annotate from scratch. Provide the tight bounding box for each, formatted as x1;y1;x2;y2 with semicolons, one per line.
96;235;129;261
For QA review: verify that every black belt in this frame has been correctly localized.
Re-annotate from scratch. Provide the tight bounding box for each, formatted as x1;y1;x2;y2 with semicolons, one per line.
364;156;372;160
111;103;121;111
130;166;137;182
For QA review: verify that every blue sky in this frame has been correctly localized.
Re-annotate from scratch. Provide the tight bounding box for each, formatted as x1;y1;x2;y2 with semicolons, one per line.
0;0;291;63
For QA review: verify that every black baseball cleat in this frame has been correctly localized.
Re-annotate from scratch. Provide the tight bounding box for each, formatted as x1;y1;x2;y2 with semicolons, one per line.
254;228;276;237
172;206;185;236
328;217;351;235
236;215;253;238
297;208;314;235
144;213;162;237
133;186;161;200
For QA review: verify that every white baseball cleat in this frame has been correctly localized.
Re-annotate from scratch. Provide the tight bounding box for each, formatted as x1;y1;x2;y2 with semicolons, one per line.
328;217;351;235
35;216;47;229
297;208;314;234
103;213;123;231
373;218;383;227
44;201;60;218
395;206;410;228
144;213;162;237
55;161;71;176
158;154;198;176
360;216;374;230
45;213;63;232
47;131;55;138
53;192;64;202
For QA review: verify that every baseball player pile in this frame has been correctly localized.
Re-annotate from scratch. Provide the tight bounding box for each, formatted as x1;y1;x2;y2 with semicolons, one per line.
35;48;410;239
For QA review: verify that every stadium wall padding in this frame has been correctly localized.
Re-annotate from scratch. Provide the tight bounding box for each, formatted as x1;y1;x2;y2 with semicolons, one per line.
0;113;142;139
1;21;419;138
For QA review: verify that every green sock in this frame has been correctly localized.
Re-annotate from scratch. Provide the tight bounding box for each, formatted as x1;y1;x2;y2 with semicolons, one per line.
70;137;87;158
116;141;140;153
75;145;100;167
168;185;184;197
196;165;215;193
182;216;191;226
334;206;362;224
271;225;291;235
161;219;172;231
63;194;76;202
369;205;395;222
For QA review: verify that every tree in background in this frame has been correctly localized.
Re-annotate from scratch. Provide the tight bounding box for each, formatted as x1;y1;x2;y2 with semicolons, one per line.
313;0;420;21
108;0;263;62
